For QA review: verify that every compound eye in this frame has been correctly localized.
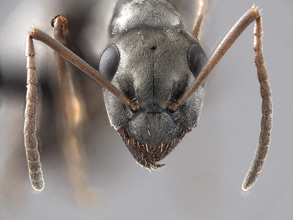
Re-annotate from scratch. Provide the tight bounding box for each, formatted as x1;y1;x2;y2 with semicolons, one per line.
187;44;207;78
99;43;120;81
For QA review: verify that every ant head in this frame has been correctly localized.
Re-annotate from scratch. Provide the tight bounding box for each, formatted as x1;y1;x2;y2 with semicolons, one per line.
99;28;207;169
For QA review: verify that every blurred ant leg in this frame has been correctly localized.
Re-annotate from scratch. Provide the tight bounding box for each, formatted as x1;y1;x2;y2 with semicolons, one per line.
24;36;44;191
171;7;272;191
52;15;95;204
51;15;84;128
192;0;211;40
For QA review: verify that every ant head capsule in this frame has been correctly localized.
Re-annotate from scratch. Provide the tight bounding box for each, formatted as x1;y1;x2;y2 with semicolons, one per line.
101;27;207;169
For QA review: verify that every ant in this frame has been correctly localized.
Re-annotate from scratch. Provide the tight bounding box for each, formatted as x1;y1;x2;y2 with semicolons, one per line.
24;0;272;192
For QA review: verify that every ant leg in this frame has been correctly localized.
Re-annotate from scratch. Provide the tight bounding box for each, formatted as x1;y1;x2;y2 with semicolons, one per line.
51;15;85;130
192;0;211;40
170;7;272;191
52;15;95;204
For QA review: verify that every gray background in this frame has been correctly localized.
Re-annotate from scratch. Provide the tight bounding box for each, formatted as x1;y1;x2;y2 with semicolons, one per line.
0;0;292;219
